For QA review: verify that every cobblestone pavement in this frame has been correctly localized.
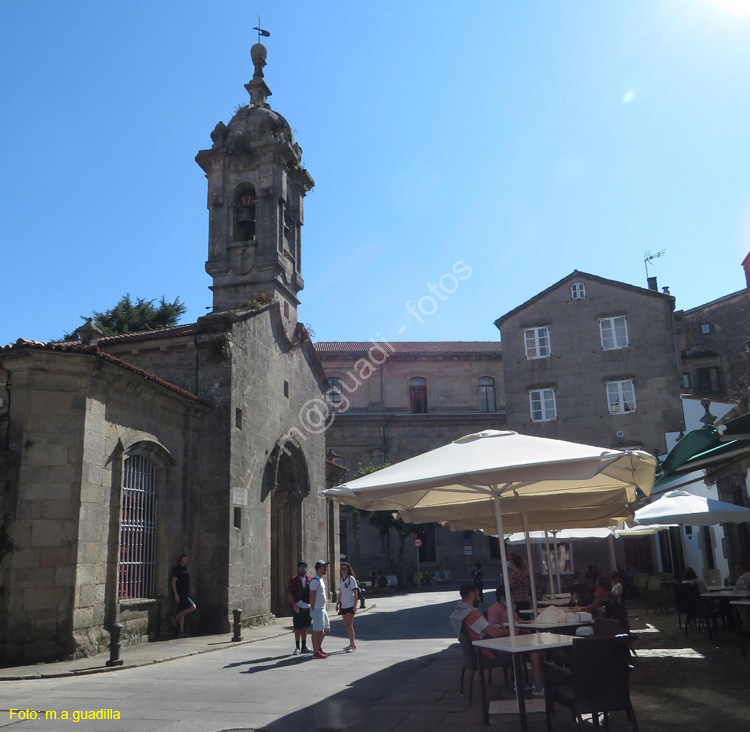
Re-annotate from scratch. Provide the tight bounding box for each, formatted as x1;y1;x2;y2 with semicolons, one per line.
0;590;748;731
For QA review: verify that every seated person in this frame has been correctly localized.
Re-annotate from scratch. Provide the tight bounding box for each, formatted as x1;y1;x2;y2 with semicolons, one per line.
450;583;544;696
609;571;623;601
682;566;707;594
584;575;629;631
734;562;750;592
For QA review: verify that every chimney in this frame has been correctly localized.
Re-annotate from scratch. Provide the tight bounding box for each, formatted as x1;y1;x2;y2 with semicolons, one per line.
742;252;750;289
662;286;670;294
647;276;658;292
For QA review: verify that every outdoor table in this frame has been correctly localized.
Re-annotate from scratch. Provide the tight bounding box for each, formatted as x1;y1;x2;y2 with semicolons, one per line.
536;598;572;607
504;618;592;633
518;608;536;616
701;591;750;631
473;632;573;730
730;599;750;606
705;585;731;592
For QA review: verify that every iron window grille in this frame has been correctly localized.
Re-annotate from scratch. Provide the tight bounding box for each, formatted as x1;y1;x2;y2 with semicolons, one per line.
118;455;157;600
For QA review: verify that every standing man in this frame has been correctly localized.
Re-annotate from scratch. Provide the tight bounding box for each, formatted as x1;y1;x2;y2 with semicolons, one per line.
287;560;312;655
171;554;196;638
309;560;329;659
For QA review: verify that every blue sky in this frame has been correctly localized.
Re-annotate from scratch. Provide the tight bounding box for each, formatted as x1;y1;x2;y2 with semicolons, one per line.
2;1;749;347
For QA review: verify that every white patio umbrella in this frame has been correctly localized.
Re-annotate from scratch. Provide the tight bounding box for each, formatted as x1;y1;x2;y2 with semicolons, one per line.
633;489;750;526
323;430;656;634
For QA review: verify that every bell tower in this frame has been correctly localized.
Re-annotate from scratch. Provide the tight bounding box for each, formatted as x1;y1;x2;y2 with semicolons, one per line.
196;42;314;321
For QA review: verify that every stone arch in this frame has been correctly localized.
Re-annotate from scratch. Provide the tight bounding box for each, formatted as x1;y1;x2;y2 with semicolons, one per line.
263;436;311;615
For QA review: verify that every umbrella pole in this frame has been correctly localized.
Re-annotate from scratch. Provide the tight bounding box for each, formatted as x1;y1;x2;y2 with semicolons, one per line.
608;534;617;573
554;532;562;595
544;529;555;595
523;513;538;618
494;493;516;637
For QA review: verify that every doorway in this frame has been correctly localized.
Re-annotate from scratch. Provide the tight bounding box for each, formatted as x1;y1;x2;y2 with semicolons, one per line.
265;437;310;616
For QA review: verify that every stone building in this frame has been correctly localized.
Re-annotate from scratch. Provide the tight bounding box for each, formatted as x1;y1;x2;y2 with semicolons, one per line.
496;271;683;455
672;255;750;568
315;341;507;581
675;263;750;403
0;43;340;665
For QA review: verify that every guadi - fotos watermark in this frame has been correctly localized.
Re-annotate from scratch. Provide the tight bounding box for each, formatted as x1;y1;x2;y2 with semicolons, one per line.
280;259;472;457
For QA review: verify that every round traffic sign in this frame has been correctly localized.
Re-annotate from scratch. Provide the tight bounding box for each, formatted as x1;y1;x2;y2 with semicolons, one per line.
413;538;423;548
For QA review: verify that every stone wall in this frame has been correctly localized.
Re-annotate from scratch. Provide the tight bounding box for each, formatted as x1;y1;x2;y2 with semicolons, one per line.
675;288;750;402
498;273;682;454
0;347;202;664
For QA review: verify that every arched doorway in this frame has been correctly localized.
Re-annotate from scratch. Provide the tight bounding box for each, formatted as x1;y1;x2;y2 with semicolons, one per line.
264;437;310;616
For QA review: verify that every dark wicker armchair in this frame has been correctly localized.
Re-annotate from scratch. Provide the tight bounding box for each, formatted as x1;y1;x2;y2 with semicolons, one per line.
457;626;510;702
543;634;639;731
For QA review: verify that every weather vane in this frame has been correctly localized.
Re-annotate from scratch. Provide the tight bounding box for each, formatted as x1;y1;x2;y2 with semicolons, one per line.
253;15;270;43
643;249;666;282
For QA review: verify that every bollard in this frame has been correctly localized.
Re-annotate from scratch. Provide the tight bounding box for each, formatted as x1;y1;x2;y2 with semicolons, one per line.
106;623;124;667
232;608;242;642
358;587;366;609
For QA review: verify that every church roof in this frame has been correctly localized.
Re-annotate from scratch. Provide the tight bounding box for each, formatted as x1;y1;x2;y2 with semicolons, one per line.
96;323;199;344
0;338;204;404
315;341;502;356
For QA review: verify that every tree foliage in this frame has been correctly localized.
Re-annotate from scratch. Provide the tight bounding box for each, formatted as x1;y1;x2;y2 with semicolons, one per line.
353;462;433;588
61;294;186;340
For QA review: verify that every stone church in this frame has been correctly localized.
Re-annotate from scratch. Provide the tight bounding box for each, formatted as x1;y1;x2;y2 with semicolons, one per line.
0;43;343;665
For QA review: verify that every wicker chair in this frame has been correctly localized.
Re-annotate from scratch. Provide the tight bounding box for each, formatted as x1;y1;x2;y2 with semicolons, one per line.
543;635;639;731
457;626;510;701
673;583;715;638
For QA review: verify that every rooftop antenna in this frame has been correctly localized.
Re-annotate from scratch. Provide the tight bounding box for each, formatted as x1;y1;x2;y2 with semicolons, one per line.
253;15;270;43
644;249;666;283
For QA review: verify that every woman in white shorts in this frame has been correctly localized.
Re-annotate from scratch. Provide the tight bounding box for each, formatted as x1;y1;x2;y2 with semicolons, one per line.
336;561;359;652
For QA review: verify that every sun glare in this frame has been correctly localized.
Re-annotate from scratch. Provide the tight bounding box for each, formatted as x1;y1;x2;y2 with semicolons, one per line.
702;0;750;18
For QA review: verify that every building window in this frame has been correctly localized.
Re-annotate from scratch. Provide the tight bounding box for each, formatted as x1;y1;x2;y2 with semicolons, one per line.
418;524;436;563
606;380;636;414
524;326;551;359
700;323;712;335
339;517;348;558
571;282;586;300
235;189;256;241
118;455;157;599
488;535;502;560
325;377;343;407
682;373;691;389
599;316;628;350
696;367;721;395
478;376;496;412
410;377;428;413
529;389;556;422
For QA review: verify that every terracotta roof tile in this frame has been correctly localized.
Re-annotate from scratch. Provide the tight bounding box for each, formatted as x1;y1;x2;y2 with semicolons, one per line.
314;341;501;355
0;339;205;404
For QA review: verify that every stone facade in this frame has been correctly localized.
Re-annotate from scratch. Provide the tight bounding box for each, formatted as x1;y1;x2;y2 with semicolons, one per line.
0;44;337;665
675;287;750;403
496;271;683;454
0;344;205;663
315;342;507;580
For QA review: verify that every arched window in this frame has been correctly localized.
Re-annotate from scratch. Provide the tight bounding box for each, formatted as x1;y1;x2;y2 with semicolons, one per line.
118;455;157;599
478;376;496;412
235;187;256;242
325;377;343;407
409;377;428;414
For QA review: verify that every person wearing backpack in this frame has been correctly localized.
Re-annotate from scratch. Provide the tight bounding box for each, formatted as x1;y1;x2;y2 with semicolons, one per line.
287;560;312;655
